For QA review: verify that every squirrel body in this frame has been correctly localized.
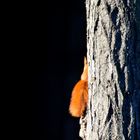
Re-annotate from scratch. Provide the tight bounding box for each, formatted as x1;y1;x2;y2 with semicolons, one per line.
69;57;88;117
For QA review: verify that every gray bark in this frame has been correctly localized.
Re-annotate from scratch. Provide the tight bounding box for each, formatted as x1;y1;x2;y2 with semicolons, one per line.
80;0;140;139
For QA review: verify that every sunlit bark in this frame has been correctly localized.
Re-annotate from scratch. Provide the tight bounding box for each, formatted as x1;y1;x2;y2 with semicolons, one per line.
80;0;140;139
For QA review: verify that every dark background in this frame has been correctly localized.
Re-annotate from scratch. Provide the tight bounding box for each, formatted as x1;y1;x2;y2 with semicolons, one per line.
32;0;86;140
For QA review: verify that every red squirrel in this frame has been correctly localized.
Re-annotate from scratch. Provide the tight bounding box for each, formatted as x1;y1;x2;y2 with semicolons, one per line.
69;57;88;117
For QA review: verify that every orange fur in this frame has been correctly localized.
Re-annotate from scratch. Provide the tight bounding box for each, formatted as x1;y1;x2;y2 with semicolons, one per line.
69;57;88;117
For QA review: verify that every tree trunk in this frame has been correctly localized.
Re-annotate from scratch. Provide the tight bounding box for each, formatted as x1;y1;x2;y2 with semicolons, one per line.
80;0;140;139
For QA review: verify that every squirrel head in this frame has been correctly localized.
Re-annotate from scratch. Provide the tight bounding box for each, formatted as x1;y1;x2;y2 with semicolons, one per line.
81;57;88;81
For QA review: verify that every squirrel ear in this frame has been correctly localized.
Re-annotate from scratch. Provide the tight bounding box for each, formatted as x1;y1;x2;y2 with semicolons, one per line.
84;57;87;65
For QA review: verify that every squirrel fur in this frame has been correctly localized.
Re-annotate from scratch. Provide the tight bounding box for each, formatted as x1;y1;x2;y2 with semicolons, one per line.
69;57;88;117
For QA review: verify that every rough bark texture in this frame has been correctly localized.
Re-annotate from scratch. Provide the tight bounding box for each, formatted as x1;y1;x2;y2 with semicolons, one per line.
80;0;140;140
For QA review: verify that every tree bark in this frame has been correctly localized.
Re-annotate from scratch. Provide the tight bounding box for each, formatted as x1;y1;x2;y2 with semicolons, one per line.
80;0;140;139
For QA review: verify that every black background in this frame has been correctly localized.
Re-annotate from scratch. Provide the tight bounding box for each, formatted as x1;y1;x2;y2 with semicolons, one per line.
32;0;86;139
